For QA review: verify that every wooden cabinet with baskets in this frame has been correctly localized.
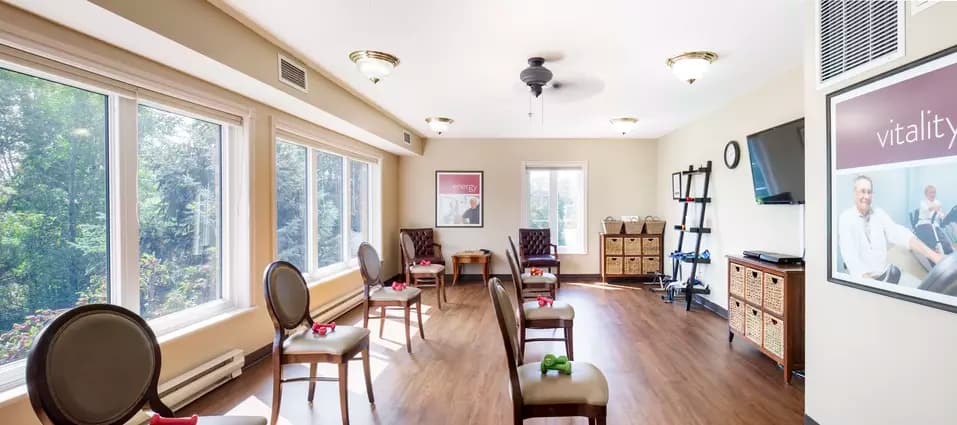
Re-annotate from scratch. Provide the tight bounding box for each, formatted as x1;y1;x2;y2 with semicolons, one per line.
600;232;663;282
727;255;805;384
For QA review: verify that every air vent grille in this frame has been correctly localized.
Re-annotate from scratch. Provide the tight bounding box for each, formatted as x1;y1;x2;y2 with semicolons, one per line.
403;132;412;144
819;0;901;83
278;55;307;92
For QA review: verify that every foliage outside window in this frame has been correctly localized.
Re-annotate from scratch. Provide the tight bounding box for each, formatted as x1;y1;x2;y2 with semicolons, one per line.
524;164;586;254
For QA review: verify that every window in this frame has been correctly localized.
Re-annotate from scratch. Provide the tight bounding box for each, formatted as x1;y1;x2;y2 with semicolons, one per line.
0;59;247;391
275;137;378;278
522;162;587;254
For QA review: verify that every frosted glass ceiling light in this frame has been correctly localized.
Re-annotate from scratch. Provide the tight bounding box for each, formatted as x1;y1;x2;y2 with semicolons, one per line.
666;51;718;84
425;117;454;135
609;117;638;135
349;50;400;84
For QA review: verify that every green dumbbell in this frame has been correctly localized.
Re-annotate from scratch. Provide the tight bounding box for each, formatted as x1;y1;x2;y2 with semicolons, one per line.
540;354;572;375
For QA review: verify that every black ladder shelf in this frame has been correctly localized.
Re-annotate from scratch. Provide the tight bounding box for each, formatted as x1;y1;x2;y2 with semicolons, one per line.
667;161;713;311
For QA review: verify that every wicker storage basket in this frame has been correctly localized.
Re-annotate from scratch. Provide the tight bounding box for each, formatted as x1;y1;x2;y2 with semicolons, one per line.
644;216;666;234
624;257;642;275
623;217;646;234
729;263;745;298
605;256;623;275
641;237;659;255
763;273;785;316
729;297;746;334
745;268;764;306
604;236;623;255
745;306;763;345
763;314;785;359
623;237;642;255
602;217;623;234
641;256;661;274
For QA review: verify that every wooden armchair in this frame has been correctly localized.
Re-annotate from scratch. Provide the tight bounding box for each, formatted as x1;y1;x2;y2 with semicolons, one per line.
399;228;446;266
519;228;561;288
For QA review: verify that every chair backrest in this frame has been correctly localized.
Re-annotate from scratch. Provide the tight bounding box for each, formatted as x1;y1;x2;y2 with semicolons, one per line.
487;278;524;407
399;232;417;269
519;228;551;256
26;304;174;425
399;227;435;260
507;235;525;273
505;249;528;324
357;242;383;298
263;261;312;331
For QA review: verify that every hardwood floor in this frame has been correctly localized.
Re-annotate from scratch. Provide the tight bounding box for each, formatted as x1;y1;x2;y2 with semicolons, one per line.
182;279;804;424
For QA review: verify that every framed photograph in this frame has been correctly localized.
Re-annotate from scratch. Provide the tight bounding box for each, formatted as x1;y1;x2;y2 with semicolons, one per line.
671;172;683;200
436;171;483;228
827;44;957;313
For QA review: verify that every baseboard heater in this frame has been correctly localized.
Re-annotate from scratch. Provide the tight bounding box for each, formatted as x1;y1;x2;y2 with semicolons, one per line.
311;288;364;323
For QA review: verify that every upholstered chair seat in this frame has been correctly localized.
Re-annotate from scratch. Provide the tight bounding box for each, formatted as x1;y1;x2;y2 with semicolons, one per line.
524;254;560;265
282;326;371;355
370;286;423;302
410;263;445;274
522;300;575;321
521;272;557;284
195;416;268;425
517;361;609;406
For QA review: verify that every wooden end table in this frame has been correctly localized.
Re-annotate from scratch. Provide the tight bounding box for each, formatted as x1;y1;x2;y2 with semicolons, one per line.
451;251;492;286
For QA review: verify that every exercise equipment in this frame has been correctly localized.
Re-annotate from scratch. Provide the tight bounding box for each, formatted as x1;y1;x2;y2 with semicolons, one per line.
537;296;554;307
540;354;572;375
391;281;408;291
529;267;544;276
150;415;198;425
311;322;336;336
418;259;432;266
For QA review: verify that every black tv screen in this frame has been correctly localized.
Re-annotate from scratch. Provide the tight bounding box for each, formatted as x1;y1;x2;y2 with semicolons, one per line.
746;118;805;204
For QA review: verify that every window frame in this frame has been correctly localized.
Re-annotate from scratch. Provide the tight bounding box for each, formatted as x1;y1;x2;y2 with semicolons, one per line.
521;161;588;255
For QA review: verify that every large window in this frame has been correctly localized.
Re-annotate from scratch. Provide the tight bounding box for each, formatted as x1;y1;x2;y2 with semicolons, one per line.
0;61;246;391
523;162;587;254
275;138;377;277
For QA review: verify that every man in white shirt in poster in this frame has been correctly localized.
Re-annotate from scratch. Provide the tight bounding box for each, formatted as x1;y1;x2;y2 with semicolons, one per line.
839;175;943;285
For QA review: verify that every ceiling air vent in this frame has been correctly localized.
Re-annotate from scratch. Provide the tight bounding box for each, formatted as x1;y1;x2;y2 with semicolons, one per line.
818;0;902;85
278;54;308;92
403;132;412;144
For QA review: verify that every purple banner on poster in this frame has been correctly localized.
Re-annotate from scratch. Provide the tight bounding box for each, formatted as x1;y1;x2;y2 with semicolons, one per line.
834;60;957;170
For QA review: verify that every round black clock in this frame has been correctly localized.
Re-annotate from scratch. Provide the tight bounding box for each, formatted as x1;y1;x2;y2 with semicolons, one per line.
724;140;741;169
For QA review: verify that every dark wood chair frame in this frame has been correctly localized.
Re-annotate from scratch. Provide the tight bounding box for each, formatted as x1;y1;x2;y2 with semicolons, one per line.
518;228;562;289
488;279;605;424
358;242;425;354
398;227;445;266
508;235;557;299
264;261;374;425
400;232;447;310
505;249;574;361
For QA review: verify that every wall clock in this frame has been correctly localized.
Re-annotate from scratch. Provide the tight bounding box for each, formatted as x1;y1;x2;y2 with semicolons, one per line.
724;140;740;169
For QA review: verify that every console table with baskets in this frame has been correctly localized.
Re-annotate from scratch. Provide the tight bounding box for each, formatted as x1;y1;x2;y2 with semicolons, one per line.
727;255;805;384
599;232;664;282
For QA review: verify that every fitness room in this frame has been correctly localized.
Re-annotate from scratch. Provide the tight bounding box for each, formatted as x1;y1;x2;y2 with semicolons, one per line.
0;1;955;425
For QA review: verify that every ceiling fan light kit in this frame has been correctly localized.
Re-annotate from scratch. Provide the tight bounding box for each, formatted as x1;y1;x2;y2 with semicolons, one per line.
348;50;400;83
666;51;718;84
425;117;454;135
609;117;639;135
519;57;554;98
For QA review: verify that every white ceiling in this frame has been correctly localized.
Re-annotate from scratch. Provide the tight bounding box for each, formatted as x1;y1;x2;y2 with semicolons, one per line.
218;0;805;139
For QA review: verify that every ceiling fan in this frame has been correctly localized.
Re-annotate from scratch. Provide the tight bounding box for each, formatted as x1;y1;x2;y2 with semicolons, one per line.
517;56;604;104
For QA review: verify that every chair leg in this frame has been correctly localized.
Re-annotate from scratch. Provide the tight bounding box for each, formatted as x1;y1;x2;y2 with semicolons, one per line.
362;347;374;404
404;304;412;354
307;362;317;403
416;299;425;339
519;327;526;361
379;306;386;338
565;325;574;360
338;362;350;425
596;415;606;425
442;272;448;303
270;358;283;425
556;264;561;288
589;418;597;425
362;301;370;329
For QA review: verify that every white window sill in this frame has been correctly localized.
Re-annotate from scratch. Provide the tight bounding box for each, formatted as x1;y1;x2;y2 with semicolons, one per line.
305;264;360;287
0;382;26;408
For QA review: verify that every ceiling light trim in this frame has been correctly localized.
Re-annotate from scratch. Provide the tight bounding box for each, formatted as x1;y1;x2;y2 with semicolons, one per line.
666;51;719;84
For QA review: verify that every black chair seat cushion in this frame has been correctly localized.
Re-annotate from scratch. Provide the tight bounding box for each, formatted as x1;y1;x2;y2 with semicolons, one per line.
523;255;560;267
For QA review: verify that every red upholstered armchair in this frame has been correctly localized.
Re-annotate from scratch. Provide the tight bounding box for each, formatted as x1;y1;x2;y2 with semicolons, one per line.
399;228;446;266
518;228;561;287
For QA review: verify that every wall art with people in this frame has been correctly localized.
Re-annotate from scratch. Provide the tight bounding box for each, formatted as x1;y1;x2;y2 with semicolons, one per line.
435;171;483;228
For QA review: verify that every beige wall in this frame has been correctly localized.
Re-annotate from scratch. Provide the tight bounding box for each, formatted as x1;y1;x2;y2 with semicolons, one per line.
399;139;657;275
0;4;400;424
804;3;957;424
655;68;804;309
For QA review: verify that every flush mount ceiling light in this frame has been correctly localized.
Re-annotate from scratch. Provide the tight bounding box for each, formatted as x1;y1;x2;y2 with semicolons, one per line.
348;50;400;84
666;51;718;84
609;117;639;135
425;117;454;135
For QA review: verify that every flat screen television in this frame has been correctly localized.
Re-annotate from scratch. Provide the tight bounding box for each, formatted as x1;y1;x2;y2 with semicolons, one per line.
746;118;805;204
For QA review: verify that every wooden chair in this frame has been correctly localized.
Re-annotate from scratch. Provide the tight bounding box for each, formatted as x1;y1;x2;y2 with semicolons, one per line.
26;304;266;425
398;227;445;266
508;235;557;299
263;261;374;425
358;242;425;354
400;232;447;310
487;278;608;424
505;249;575;360
518;228;561;288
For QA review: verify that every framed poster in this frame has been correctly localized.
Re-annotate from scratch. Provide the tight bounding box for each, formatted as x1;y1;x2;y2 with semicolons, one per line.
827;44;957;313
671;172;683;200
435;171;483;228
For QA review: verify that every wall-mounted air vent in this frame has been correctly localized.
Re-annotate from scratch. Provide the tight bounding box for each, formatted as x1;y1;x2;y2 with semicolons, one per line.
818;0;903;86
403;131;412;144
278;54;308;92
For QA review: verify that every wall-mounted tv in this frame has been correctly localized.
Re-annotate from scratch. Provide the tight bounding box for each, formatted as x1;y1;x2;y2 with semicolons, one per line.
746;118;805;204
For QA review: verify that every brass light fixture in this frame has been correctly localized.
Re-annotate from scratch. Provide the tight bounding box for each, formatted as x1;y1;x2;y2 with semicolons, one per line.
425;117;454;135
348;50;400;84
666;51;718;84
609;117;639;135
